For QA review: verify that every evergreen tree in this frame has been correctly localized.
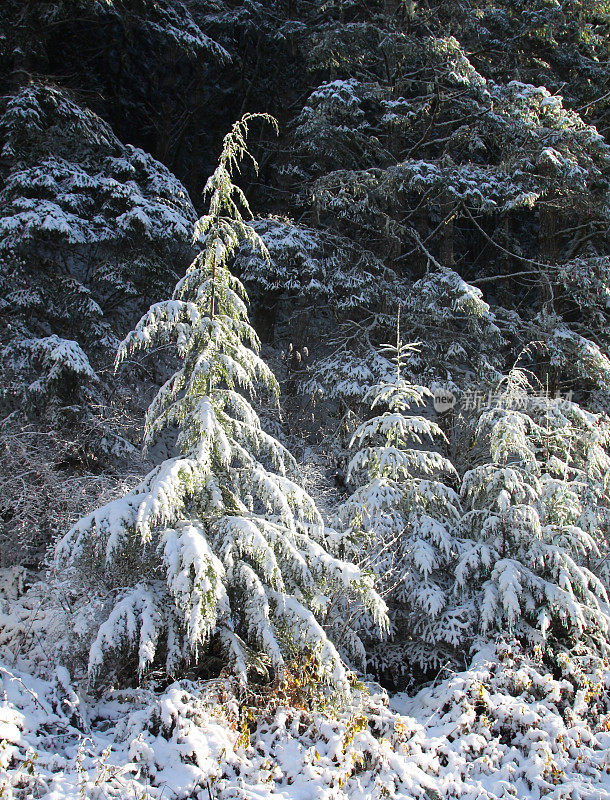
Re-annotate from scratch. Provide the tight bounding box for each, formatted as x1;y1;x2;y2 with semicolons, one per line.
457;365;610;659
334;317;465;681
0;83;196;406
273;2;610;417
54;114;386;687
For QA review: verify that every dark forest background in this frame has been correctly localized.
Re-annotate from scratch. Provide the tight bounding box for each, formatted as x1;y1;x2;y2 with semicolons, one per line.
1;0;609;572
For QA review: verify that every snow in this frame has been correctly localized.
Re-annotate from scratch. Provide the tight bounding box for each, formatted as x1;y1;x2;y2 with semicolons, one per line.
3;641;610;800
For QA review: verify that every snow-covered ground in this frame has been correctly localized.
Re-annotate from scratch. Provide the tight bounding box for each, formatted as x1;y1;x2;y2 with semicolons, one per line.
2;643;610;800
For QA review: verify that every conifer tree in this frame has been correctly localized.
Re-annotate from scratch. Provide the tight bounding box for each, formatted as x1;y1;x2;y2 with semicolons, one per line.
335;316;465;680
276;5;610;414
0;83;196;405
54;114;386;687
457;365;610;658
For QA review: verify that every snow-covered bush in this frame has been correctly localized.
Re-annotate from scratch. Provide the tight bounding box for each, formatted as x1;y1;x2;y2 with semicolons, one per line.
52;114;386;689
2;642;610;800
0;409;143;570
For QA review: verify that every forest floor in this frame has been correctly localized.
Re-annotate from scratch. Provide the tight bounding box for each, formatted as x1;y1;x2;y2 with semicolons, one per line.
2;603;610;800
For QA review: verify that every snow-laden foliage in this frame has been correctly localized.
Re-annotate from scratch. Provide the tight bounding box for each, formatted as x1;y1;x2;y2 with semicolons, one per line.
53;115;386;689
278;8;610;429
235;216;408;405
93;0;231;61
401;266;508;389
334;322;464;680
544;318;610;410
458;366;610;658
300;48;610;219
448;0;610;112
2;0;230;65
237;218;388;310
0;83;196;404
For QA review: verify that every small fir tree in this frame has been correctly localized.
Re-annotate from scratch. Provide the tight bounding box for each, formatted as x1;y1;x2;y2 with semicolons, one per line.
334;315;466;680
457;365;610;658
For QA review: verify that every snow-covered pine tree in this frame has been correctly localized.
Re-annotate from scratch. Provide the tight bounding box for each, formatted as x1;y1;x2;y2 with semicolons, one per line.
457;365;610;659
54;114;386;688
334;316;465;681
0;83;196;406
